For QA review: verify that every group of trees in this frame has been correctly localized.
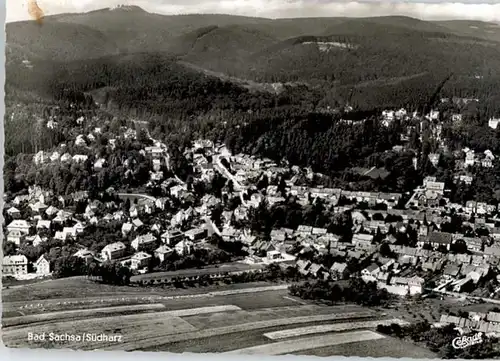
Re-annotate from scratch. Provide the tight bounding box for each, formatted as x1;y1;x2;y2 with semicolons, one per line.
88;261;132;285
33;254;131;286
49;255;132;285
158;247;232;272
247;197;355;242
289;277;392;307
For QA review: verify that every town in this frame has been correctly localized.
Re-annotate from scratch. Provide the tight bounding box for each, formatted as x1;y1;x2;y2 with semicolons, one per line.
4;97;500;356
4;99;500;294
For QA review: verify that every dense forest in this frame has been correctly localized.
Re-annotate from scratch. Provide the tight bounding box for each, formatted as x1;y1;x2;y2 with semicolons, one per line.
6;11;500;199
6;48;500;198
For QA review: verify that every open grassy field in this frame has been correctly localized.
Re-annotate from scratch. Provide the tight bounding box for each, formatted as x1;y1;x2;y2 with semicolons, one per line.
296;335;437;358
147;316;388;353
182;304;371;329
2;276;284;302
3;289;299;323
3;304;166;328
2;278;287;312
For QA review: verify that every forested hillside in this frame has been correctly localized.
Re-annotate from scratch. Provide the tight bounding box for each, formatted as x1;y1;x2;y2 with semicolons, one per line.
7;9;500;110
5;9;500;194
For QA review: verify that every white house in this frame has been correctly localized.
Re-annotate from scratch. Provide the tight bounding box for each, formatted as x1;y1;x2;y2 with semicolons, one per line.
35;255;51;275
3;255;28;275
7;230;25;245
30;201;48;214
131;252;152;270
61;153;72;162
7;220;31;235
132;218;144;229
152;159;161;172
94;158;106;170
75;135;87;147
73;249;95;262
465;150;475;168
33;151;47;165
45;205;59;217
73;222;85;234
36;220;51;230
352;234;374;250
121;222;133;236
428;153;439;167
361;263;380;281
131;233;156;251
6;207;21;218
175;240;194;256
155;245;174;262
129;205;139;218
150;172;163;181
73;155;89;163
27;235;45;247
101;242;126;261
489;118;500;130
50;151;60;162
184;227;208;241
428;110;440;120
155;198;168;210
161;229;184;245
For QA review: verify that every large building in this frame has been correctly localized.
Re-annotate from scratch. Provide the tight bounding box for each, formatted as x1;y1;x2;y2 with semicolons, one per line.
3;255;28;276
101;242;126;261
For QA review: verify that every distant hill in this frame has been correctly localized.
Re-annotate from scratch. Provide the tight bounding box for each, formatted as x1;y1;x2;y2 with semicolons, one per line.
6;8;500;110
6;20;119;63
434;20;500;43
8;8;500;63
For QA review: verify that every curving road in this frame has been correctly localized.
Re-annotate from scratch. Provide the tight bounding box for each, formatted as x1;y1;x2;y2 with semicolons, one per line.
117;193;157;202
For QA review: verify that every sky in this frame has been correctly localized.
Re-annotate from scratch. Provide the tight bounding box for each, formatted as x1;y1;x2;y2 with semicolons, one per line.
7;0;500;23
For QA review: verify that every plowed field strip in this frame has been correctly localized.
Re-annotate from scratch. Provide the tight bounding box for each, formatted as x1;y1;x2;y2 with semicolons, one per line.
264;318;409;340
103;311;376;351
2;304;166;327
225;330;385;355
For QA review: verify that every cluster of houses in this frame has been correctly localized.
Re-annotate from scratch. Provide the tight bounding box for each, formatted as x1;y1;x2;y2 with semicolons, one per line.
5;120;500;304
33;117;170;182
440;311;500;335
381;105;499;175
2;254;50;277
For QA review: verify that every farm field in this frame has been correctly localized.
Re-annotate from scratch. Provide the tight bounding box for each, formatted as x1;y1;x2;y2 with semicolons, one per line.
2;276;283;302
225;330;385;355
2;278;437;356
3;303;167;328
263;318;409;340
2;288;297;320
296;335;437;358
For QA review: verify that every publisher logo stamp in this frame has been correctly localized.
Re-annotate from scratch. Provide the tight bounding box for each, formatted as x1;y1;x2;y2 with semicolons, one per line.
452;332;483;349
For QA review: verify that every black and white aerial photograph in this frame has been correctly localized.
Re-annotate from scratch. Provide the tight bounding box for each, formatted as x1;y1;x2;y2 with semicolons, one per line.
3;0;500;358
